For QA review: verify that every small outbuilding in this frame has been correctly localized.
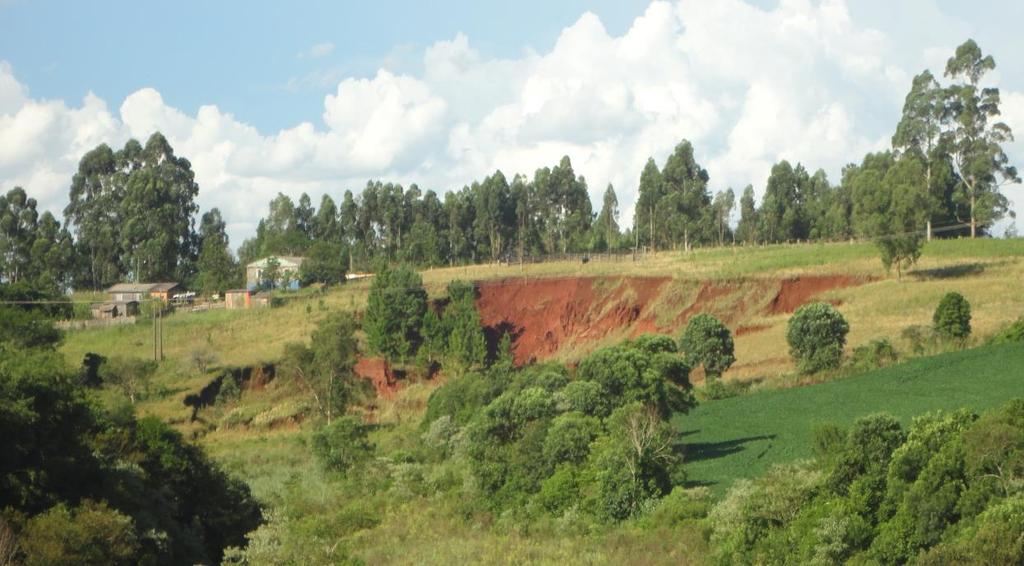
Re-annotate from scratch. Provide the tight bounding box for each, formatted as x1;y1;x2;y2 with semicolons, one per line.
91;300;139;319
149;282;182;302
106;282;181;303
225;289;252;310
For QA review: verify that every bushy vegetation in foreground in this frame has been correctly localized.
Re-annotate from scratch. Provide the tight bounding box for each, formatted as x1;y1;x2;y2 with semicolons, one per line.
424;334;695;522
0;292;262;565
709;400;1024;564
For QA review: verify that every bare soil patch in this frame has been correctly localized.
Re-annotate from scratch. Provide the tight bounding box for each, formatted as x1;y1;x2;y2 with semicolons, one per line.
767;275;866;314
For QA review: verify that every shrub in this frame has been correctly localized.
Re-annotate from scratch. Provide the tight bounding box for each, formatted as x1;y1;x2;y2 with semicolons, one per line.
679;314;736;379
191;347;217;374
216;375;241;405
311;416;374;474
423;371;503;426
786;302;850;374
19;500;140;566
699;378;749;401
637;486;712;527
849;338;899;370
933;291;971;341
98;357;158;404
536;465;581;514
990;316;1024;345
900;325;933;356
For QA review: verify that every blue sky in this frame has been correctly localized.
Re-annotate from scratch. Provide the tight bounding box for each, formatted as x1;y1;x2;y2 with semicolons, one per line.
0;0;653;131
1;0;1023;244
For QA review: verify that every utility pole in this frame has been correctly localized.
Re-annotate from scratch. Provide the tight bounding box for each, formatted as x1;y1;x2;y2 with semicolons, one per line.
158;305;163;361
152;301;157;362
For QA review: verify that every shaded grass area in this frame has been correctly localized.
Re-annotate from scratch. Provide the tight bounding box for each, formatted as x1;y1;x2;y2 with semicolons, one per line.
678;342;1024;494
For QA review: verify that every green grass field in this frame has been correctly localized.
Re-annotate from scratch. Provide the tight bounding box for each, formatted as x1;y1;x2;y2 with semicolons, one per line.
679;342;1024;494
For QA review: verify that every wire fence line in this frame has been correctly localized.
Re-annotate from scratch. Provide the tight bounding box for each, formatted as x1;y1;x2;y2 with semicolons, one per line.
0;220;1001;308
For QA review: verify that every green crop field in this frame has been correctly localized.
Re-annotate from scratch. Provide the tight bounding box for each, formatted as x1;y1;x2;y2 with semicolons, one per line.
679;341;1024;494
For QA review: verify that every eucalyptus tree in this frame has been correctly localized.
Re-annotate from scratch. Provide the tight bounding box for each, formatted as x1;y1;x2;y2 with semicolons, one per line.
64;143;122;289
712;188;735;246
660;140;711;250
594;183;620;251
892;70;949;239
735;185;758;245
0;187;39;283
943;39;1019;238
119;133;200;282
634;157;663;251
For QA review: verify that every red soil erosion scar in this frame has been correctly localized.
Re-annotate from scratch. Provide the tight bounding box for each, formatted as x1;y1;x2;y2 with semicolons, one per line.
475;274;868;365
767;275;865;314
354;357;403;399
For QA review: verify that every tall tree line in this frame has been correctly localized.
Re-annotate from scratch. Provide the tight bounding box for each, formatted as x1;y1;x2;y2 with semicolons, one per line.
0;132;240;293
732;39;1018;248
1;39;1016;291
238;155;618;271
62;132;216;290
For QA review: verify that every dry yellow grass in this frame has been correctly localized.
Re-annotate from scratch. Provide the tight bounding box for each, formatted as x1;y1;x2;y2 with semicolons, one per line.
62;239;1024;399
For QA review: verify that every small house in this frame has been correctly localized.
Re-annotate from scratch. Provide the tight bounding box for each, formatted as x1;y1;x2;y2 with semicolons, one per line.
149;282;182;302
106;283;156;303
91;301;139;319
225;289;252;310
246;256;306;291
106;282;181;303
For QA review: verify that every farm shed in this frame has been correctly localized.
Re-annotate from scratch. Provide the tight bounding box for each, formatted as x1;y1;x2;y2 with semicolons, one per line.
225;289;252;309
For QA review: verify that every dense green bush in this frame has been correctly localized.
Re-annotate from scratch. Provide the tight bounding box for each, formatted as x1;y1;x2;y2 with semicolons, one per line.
423;337;695;523
933;291;972;341
575;337;694;418
707;400;1024;564
424;370;506;426
311;416;374;474
0;349;263;564
849;338;899;370
19;500;139;566
786;302;850;374
990;315;1024;345
679;314;735;379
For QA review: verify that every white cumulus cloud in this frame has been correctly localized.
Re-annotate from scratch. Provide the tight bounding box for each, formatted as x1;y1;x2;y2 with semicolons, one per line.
0;0;1022;245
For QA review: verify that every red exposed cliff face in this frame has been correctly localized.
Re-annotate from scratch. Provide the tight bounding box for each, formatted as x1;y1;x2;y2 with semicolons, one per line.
475;275;867;365
767;275;863;314
474;276;669;364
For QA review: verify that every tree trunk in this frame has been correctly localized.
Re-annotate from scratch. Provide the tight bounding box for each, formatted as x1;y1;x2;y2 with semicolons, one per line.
970;191;977;238
650;205;655;253
926;164;932;242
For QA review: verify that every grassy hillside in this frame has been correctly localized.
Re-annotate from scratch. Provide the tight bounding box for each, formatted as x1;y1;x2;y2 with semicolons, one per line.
680;341;1024;494
53;239;1024;564
63;238;1024;377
